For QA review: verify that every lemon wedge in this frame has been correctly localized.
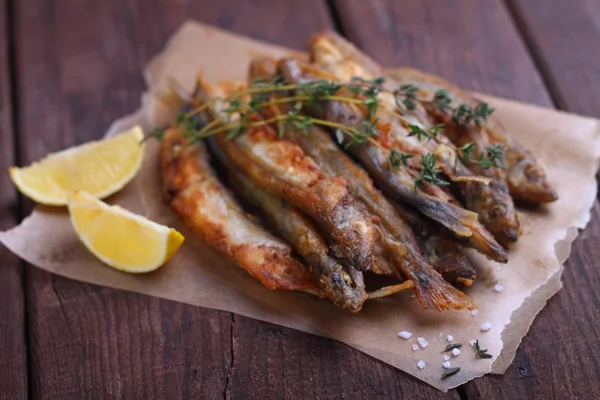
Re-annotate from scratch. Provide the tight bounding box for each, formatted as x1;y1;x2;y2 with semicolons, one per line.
68;191;184;273
10;126;145;206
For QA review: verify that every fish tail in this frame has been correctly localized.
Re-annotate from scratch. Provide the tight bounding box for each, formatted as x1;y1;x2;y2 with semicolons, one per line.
468;225;509;263
386;240;476;311
408;260;477;311
417;198;477;238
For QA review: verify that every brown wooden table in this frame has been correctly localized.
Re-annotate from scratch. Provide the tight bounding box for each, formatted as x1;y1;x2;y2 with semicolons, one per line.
1;1;599;398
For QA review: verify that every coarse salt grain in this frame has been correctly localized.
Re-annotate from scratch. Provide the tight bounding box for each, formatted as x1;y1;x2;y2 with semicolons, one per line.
469;340;476;347
471;309;479;317
417;337;429;348
443;361;451;368
443;355;450;361
412;344;419;351
447;334;454;342
397;331;413;339
452;348;461;356
417;360;426;370
494;284;504;292
481;321;492;331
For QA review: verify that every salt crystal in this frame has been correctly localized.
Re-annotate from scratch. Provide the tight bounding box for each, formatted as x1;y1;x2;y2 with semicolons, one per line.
481;321;492;331
469;340;476;347
417;337;429;348
397;331;413;339
447;334;453;342
443;361;451;368
417;360;426;370
412;344;419;351
494;284;504;292
471;309;479;317
452;348;461;356
443;355;450;361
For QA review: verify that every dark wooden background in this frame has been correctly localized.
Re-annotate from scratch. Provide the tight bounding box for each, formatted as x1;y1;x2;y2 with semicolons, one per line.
1;0;599;399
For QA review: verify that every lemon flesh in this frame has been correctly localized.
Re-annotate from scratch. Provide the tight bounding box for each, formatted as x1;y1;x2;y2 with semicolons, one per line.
68;191;184;273
10;126;145;206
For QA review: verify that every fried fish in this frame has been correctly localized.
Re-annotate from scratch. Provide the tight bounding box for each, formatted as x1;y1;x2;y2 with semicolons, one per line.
160;127;318;293
214;144;368;311
194;78;379;271
279;58;507;263
248;57;477;310
308;31;521;248
389;67;558;204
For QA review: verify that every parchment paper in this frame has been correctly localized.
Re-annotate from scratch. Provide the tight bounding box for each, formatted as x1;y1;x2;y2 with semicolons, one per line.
2;22;600;392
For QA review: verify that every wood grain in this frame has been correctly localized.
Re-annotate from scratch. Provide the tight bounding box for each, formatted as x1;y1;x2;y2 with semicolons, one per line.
333;0;551;105
227;316;459;399
0;0;28;397
507;0;600;117
332;0;600;398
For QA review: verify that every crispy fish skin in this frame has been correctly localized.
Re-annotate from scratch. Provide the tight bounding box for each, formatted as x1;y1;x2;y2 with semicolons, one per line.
389;67;558;204
250;58;476;310
279;58;508;263
308;31;520;248
392;201;476;286
221;155;368;312
160;127;318;293
196;79;378;271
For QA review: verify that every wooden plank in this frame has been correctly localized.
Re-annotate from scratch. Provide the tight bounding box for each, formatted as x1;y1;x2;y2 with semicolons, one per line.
227;315;459;399
507;0;600;117
332;0;600;398
0;0;28;397
333;0;551;105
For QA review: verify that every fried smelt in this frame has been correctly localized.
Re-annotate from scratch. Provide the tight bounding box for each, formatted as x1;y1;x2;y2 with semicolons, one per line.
223;156;368;312
392;201;476;286
390;67;558;204
249;57;476;310
160;127;318;293
195;79;378;271
308;31;520;248
279;58;507;263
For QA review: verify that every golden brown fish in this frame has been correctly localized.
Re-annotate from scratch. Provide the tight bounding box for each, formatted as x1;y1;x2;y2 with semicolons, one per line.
308;31;521;248
391;201;476;286
160;127;318;293
248;57;476;310
217;148;368;312
389;67;558;204
195;78;378;271
279;58;507;263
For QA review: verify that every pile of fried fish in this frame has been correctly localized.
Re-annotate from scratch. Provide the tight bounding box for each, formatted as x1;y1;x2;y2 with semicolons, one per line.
158;32;557;312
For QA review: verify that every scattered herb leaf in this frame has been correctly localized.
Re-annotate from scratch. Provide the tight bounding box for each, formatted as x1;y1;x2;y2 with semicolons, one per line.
473;340;493;359
441;367;461;379
442;343;463;353
388;149;413;168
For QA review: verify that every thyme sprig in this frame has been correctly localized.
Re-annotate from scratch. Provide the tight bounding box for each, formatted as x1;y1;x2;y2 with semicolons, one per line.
416;154;448;187
473;340;493;359
150;76;503;188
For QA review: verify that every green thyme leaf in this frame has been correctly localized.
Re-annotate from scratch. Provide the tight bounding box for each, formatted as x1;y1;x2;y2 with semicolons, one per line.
473;340;493;359
417;153;449;186
433;89;452;113
442;343;463;353
441;367;461;379
388;149;413;168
